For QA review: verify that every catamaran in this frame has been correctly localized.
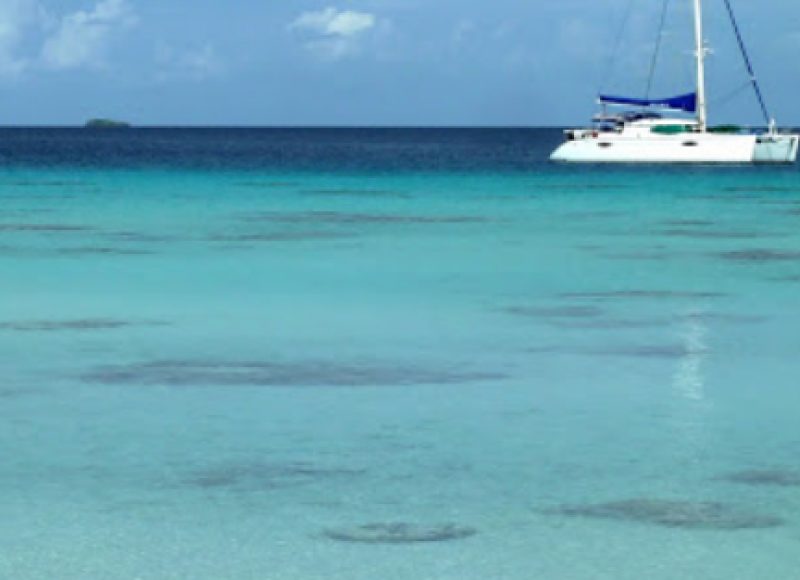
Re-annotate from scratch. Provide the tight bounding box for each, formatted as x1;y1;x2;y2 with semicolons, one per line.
550;0;799;164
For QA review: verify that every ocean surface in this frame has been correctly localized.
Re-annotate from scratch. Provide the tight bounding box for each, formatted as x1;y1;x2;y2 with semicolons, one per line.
1;128;799;579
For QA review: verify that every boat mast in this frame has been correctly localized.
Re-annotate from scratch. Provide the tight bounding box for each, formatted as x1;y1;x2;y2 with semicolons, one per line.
693;0;708;131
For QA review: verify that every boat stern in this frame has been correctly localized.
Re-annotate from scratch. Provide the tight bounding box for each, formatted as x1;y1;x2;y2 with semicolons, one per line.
754;134;799;164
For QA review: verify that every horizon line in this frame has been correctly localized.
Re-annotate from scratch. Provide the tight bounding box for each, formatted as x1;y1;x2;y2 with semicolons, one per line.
0;124;572;129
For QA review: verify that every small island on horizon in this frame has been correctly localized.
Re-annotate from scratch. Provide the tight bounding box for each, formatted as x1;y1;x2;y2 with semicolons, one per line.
84;118;131;129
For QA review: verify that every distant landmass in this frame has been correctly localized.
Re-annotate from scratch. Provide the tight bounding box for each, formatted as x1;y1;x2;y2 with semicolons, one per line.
85;118;131;129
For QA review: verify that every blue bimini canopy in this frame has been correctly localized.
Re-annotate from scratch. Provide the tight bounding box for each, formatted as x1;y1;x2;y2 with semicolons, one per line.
598;92;697;113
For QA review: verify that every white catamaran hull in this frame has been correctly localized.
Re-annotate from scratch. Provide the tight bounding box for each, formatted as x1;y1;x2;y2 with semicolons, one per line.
753;134;800;164
551;133;758;164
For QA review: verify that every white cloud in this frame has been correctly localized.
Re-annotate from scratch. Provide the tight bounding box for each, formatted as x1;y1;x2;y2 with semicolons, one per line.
292;7;375;38
451;19;475;48
289;7;377;60
155;43;224;81
0;0;46;77
40;0;136;70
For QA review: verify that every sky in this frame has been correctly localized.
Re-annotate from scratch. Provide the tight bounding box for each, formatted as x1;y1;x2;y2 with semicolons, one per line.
0;0;798;126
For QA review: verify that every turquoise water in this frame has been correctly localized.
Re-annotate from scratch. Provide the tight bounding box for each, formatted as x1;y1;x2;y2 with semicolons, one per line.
2;130;800;578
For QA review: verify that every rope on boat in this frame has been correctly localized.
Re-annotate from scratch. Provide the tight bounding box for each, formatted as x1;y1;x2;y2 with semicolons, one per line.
644;0;671;99
710;80;752;110
722;0;772;125
597;0;636;97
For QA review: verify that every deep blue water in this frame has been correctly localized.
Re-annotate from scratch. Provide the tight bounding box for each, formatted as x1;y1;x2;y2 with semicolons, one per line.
1;129;800;579
0;127;563;171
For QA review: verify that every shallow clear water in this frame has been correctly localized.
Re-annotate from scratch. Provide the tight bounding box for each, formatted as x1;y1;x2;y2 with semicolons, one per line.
1;129;800;579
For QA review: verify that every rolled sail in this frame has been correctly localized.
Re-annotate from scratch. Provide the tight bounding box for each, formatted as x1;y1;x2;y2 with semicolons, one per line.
598;92;697;113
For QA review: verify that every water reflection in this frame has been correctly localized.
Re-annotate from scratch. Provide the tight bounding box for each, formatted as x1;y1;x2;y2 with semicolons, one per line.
672;312;709;402
668;309;714;469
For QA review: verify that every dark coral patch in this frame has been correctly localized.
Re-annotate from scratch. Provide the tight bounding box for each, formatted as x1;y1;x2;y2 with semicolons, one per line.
695;192;763;200
0;387;37;399
559;290;726;300
207;231;354;243
84;359;506;388
186;461;365;490
528;344;706;359
505;305;671;330
661;219;716;227
0;223;93;232
719;469;800;487
723;186;800;194
504;306;605;319
234;182;300;188
769;275;800;283
563;210;631;219
3;180;93;188
0;319;167;332
103;231;179;243
239;211;487;225
0;193;78;201
757;200;800;208
584;344;707;358
299;189;411;199
548;318;671;330
679;312;766;325
660;229;768;240
603;251;676;262
322;523;477;543
717;249;800;263
56;246;155;256
544;499;783;530
539;184;630;192
0;209;56;216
